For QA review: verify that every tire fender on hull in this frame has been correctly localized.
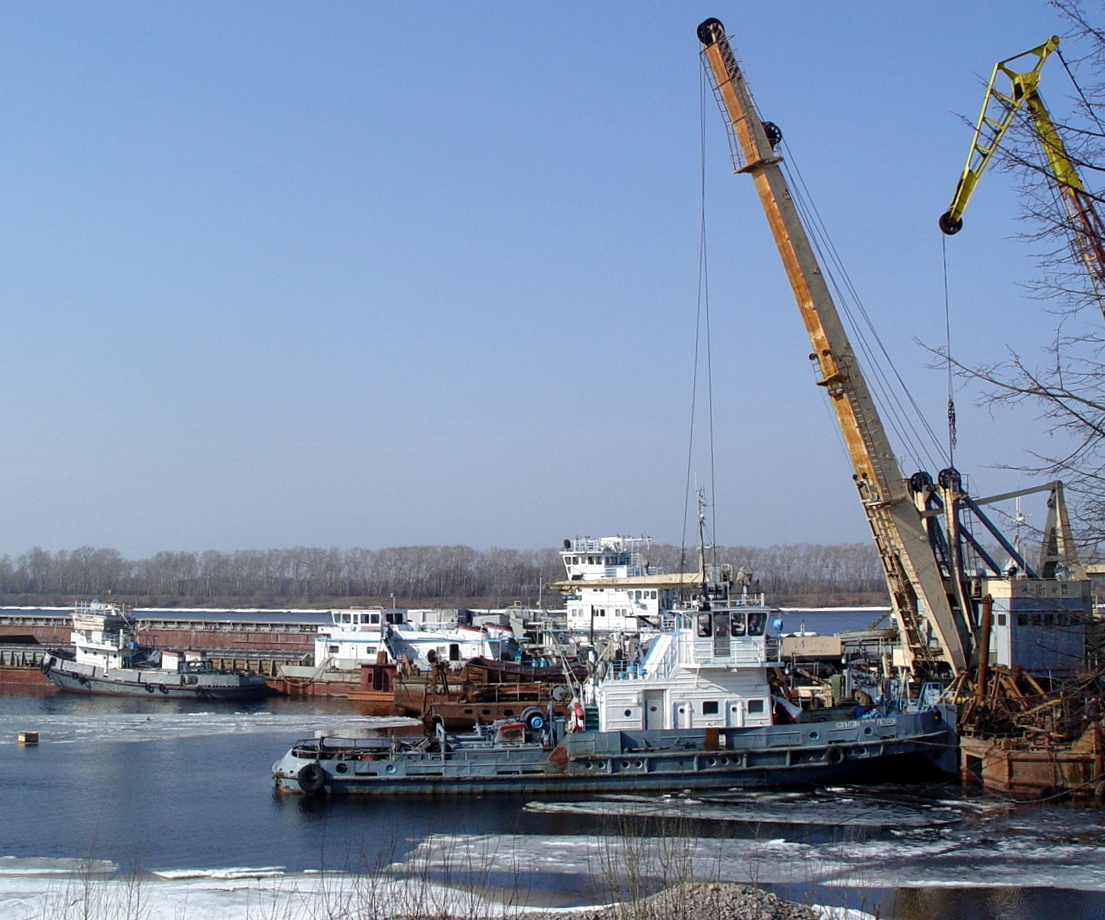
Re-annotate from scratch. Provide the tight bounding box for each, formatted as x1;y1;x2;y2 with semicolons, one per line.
297;762;327;795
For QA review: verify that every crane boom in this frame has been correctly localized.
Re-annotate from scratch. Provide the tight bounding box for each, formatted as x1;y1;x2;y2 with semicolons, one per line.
940;38;1105;317
696;18;972;678
939;37;1059;235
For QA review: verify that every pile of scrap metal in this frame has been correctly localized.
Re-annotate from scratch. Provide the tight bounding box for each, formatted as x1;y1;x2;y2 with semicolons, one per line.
953;665;1105;798
955;666;1101;741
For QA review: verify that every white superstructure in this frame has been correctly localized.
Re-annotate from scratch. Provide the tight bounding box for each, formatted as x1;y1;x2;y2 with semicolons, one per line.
580;588;782;732
310;607;518;673
560;536;674;634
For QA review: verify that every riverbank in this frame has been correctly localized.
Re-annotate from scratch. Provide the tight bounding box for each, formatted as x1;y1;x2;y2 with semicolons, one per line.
0;870;839;920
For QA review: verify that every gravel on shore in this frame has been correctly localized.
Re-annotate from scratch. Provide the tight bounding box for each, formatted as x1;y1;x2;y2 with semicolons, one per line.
516;881;823;920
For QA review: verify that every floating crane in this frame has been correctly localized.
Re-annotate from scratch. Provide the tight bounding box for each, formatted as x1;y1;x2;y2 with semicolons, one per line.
939;37;1105;318
696;18;1089;686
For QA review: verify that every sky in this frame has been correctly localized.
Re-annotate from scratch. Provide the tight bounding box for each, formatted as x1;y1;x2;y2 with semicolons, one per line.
0;2;1089;558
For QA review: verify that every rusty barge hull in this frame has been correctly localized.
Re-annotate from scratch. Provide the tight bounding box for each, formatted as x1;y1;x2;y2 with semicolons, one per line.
960;726;1105;798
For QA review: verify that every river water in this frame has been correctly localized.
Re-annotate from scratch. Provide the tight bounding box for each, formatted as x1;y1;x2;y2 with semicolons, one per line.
0;690;1103;920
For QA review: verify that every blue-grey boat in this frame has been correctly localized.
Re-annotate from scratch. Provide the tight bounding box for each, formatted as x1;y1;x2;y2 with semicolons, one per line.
272;583;956;795
42;601;273;700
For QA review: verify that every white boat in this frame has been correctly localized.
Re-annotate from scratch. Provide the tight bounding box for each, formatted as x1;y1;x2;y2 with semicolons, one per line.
277;607;520;687
41;601;273;700
272;577;957;795
560;535;673;635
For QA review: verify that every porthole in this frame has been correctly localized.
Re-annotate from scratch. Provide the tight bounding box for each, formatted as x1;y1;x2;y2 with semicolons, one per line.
335;762;349;774
808;730;821;741
624;709;633;718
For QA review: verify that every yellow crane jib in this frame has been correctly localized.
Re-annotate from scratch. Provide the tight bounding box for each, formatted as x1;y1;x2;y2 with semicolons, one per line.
939;37;1061;235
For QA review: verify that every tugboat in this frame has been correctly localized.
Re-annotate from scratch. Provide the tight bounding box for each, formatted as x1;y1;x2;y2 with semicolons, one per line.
41;601;273;700
272;571;957;796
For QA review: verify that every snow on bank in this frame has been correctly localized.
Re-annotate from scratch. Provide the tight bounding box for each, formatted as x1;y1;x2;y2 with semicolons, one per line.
0;861;868;920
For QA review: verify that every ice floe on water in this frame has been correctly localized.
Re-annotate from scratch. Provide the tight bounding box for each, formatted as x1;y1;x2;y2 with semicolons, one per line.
0;708;407;744
526;787;973;829
392;826;1105;893
0;856;115;877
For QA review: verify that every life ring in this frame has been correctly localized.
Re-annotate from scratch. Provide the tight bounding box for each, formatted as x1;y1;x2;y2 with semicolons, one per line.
568;700;586;732
297;762;327;794
826;745;846;766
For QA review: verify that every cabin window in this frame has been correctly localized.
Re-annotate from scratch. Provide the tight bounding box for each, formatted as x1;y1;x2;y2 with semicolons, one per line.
702;701;719;715
996;614;1007;626
747;612;766;635
370;613;380;624
1018;614;1028;627
1044;614;1055;626
697;613;712;637
449;644;461;661
328;645;340;655
748;699;766;714
650;591;657;599
731;613;746;636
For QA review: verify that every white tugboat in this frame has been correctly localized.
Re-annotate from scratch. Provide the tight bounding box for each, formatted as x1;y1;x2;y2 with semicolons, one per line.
42;601;273;700
272;569;957;795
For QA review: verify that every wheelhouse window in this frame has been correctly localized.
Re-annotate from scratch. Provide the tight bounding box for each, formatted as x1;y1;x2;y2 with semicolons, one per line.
697;613;712;637
731;613;746;636
713;612;730;638
747;612;767;635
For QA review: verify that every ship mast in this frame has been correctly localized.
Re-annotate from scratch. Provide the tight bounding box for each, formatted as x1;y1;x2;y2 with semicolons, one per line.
697;18;971;678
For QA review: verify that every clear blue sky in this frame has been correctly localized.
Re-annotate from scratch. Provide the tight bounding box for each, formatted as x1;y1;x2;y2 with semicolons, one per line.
0;2;1083;557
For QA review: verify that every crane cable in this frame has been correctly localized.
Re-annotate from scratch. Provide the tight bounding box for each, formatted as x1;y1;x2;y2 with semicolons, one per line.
778;143;948;477
942;234;958;470
681;69;720;571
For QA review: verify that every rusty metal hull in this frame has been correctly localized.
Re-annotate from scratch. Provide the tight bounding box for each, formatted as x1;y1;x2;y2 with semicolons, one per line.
960;727;1105;798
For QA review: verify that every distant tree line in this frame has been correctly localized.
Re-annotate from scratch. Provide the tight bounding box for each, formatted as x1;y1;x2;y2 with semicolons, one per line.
0;541;887;608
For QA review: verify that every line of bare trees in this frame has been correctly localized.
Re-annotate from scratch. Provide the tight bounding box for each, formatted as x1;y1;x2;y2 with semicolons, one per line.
0;542;886;607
